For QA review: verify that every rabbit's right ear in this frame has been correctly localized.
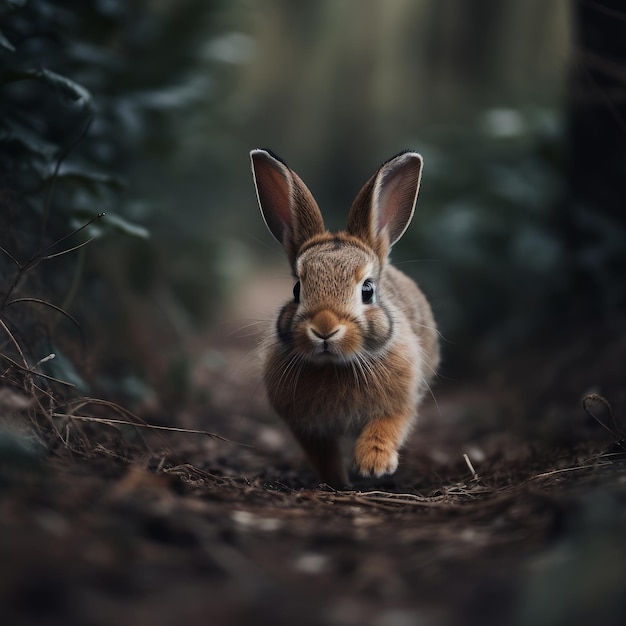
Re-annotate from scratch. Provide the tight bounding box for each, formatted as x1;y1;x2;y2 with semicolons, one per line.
347;151;423;262
251;149;325;269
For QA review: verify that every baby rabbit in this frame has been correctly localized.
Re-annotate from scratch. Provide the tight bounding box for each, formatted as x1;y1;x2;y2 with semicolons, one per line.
251;149;439;487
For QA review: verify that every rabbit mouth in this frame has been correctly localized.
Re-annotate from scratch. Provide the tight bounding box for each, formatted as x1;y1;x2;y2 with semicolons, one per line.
308;350;351;365
311;343;344;361
304;337;361;364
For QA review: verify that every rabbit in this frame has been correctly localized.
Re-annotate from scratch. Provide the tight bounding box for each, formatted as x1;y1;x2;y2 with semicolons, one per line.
250;148;440;487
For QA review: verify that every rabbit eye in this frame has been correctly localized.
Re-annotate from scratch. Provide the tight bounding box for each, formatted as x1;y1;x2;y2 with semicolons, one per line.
361;279;375;304
293;280;301;303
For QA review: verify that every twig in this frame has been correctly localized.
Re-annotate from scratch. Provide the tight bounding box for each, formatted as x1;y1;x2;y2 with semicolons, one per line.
358;490;446;502
39;116;94;251
315;488;459;511
463;453;479;481
27;212;105;273
4;297;82;336
0;317;29;370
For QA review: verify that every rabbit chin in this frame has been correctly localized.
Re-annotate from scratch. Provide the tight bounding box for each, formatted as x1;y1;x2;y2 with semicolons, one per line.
298;342;361;365
306;349;350;365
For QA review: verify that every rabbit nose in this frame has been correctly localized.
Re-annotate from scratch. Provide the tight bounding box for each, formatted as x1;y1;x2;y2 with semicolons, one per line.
308;310;345;342
311;328;340;340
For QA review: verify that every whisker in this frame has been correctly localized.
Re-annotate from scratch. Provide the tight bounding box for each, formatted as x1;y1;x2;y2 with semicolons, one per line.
393;258;441;266
348;359;360;392
290;355;306;405
420;376;441;417
229;320;269;334
245;233;284;258
275;352;303;396
230;328;267;340
420;358;440;380
413;322;448;341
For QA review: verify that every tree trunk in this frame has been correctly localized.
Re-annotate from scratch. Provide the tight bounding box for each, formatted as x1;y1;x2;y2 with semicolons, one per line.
564;0;626;316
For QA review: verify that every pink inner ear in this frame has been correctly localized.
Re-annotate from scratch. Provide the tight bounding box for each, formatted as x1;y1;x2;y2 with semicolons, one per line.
374;156;421;246
253;155;293;244
376;174;414;234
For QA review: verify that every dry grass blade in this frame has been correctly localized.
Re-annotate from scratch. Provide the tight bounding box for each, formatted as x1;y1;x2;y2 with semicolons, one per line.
527;465;597;481
39;116;94;250
583;393;622;435
0;244;20;267
162;463;238;488
27;212;105;273
0;351;76;387
59;396;244;445
0;317;29;370
582;393;626;453
41;238;97;261
4;297;82;336
57;413;234;443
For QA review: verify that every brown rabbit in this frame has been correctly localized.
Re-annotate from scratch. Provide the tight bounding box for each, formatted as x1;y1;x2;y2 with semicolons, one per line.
251;149;439;487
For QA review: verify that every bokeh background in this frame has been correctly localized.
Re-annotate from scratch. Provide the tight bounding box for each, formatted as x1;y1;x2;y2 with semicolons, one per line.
1;0;624;416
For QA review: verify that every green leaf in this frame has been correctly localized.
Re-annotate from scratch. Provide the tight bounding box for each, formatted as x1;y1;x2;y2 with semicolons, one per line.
39;68;93;110
0;67;93;110
0;29;15;51
52;162;125;190
0;122;57;159
102;212;150;239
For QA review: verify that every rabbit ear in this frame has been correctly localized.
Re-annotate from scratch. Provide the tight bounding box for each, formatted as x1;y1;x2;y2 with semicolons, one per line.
251;149;325;268
347;151;423;259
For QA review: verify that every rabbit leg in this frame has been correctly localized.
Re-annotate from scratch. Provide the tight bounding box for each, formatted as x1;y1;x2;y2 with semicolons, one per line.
354;414;410;477
295;432;349;488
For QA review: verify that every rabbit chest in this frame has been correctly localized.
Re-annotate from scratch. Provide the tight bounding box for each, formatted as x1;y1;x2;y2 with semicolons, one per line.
264;337;424;436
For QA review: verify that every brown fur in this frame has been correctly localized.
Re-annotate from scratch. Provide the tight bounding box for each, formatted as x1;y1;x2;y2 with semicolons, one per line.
251;149;439;487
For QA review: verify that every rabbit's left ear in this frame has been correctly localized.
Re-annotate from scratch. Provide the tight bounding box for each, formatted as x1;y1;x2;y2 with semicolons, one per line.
251;149;325;270
347;151;423;260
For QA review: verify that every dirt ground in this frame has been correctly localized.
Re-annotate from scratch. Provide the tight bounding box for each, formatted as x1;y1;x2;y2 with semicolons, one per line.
1;296;626;626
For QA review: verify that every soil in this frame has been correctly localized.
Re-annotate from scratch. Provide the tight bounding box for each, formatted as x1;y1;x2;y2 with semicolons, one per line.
1;305;626;626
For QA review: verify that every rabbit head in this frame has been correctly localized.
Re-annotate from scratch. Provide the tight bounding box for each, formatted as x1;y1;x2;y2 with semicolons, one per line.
251;149;423;365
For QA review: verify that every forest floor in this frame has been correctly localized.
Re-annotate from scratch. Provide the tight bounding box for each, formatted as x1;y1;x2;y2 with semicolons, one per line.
1;282;626;626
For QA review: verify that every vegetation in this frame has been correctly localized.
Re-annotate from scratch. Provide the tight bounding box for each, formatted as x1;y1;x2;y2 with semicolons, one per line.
0;0;235;400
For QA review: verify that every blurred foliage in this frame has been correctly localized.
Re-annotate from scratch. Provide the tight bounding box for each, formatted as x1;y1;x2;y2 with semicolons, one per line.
404;108;566;368
0;0;238;398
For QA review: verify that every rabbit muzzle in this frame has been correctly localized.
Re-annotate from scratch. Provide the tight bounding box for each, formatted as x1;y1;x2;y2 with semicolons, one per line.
295;309;362;362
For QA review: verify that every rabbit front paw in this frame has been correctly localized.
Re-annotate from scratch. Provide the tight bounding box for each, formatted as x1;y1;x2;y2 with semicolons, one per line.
354;441;399;478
